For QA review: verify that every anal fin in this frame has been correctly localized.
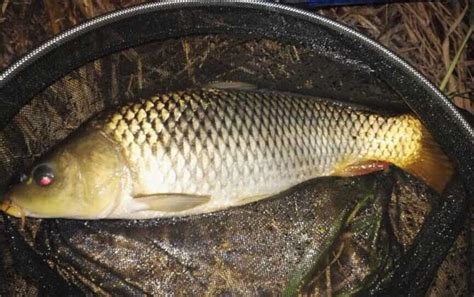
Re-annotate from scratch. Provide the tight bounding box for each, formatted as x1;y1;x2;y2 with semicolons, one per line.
333;160;391;177
133;193;211;213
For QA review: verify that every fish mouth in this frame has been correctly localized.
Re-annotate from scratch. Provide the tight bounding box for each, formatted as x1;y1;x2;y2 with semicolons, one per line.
0;199;25;218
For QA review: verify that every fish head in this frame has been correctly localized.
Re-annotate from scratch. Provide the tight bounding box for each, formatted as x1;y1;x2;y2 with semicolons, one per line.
2;130;128;219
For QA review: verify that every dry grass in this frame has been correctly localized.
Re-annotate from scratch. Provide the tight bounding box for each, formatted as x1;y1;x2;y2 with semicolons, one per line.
317;1;472;112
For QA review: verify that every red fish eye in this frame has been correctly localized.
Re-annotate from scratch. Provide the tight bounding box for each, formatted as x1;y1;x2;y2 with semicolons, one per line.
32;164;55;187
38;176;53;187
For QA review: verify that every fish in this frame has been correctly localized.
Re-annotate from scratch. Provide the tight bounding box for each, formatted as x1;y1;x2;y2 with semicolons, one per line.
1;84;453;219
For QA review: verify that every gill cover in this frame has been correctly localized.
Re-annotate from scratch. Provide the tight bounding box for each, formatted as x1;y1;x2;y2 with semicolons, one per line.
5;129;127;219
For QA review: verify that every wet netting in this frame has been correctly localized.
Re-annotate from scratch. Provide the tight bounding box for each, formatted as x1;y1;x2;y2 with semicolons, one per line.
0;3;472;296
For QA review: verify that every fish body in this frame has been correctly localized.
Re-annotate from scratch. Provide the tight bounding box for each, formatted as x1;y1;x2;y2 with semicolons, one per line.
1;88;452;219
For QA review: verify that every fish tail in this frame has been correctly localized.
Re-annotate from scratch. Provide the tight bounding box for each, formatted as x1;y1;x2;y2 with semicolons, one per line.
404;126;453;193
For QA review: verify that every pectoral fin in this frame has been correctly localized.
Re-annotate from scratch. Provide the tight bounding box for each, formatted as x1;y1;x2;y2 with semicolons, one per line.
133;193;211;212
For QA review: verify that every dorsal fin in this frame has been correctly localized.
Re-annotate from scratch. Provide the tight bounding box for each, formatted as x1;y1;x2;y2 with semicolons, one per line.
204;81;257;91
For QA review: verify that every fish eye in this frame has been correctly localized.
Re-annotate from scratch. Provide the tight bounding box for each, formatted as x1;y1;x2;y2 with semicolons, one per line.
32;164;55;187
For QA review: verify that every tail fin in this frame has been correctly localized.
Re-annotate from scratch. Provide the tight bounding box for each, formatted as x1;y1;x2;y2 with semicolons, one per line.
404;126;453;193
